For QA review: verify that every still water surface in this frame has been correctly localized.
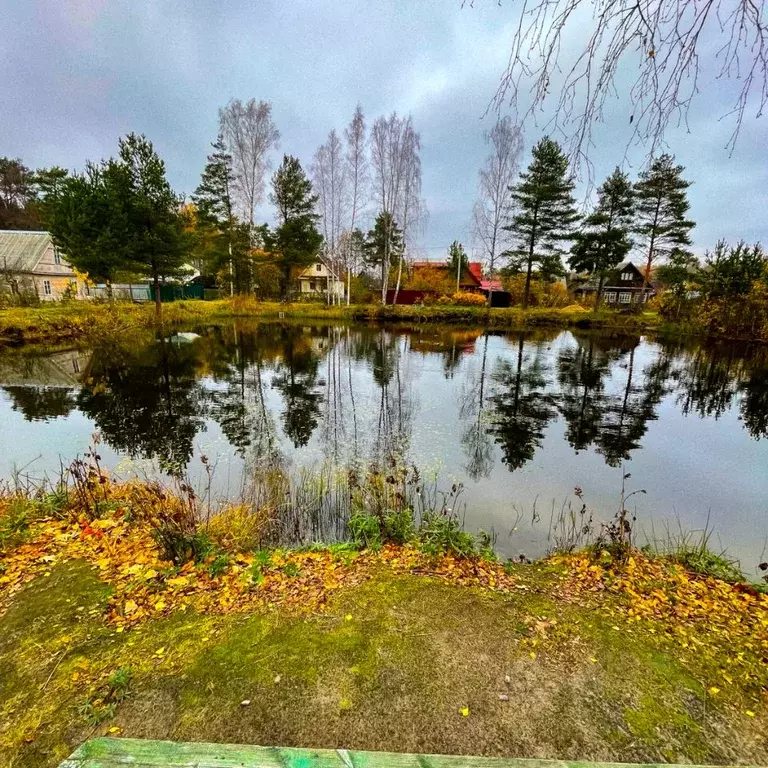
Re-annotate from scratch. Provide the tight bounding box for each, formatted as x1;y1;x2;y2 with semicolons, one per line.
1;322;766;572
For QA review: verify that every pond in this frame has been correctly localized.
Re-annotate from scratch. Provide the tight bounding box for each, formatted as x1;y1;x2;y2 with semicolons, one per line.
1;321;767;574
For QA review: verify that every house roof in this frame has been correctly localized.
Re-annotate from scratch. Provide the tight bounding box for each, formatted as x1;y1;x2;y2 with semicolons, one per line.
411;260;483;287
480;279;503;291
0;230;52;273
298;256;341;280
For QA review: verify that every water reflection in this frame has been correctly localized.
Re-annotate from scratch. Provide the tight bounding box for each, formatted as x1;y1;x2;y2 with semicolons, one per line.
76;335;206;472
2;323;767;478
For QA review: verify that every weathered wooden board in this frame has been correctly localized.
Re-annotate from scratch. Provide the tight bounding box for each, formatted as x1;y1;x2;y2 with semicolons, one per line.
59;738;765;768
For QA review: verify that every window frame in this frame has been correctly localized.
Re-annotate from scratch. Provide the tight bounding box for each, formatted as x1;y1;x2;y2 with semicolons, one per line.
619;291;631;304
621;271;633;281
316;263;322;272
53;249;62;266
43;279;52;296
605;292;617;303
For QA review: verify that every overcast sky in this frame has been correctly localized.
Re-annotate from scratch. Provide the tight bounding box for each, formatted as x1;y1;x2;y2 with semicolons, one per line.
3;0;766;260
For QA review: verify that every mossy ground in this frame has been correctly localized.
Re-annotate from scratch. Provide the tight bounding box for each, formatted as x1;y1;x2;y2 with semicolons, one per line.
1;558;765;768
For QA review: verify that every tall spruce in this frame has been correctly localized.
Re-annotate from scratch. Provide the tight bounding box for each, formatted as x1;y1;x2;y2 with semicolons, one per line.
634;154;694;295
269;155;323;299
116;133;189;315
192;134;241;293
504;137;579;308
569;168;635;305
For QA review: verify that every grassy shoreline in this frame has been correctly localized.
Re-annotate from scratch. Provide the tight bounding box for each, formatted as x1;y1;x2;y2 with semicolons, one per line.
1;478;767;767
0;298;664;345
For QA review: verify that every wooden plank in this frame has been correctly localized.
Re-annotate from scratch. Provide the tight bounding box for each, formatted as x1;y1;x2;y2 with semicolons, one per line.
60;738;765;768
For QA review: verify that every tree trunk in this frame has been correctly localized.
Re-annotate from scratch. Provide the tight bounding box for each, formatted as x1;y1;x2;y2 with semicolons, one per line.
282;265;291;302
523;256;534;310
522;212;538;310
595;274;605;310
642;196;662;300
153;273;162;322
228;239;234;297
393;251;404;305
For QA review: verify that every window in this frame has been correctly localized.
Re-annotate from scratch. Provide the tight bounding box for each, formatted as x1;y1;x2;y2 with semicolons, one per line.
53;249;62;265
72;359;80;374
43;280;52;296
619;292;631;304
606;292;617;303
309;280;316;291
621;271;633;281
316;263;322;272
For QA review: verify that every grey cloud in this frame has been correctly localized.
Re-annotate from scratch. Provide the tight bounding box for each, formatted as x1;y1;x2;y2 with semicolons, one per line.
3;0;765;256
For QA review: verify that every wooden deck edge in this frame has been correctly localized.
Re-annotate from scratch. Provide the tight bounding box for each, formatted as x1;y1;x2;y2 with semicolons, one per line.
59;738;767;768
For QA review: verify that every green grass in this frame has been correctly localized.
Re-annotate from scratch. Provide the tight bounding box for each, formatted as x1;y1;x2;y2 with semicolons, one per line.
0;298;662;346
1;559;765;768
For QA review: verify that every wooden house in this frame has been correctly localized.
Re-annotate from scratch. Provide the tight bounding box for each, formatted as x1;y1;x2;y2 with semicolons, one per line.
570;261;653;306
297;259;345;299
0;230;86;301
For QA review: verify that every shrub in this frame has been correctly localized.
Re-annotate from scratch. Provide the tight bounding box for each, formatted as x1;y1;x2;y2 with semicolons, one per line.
420;513;478;558
208;503;269;553
0;497;33;552
675;549;744;582
437;291;487;307
79;667;133;725
126;481;213;565
208;553;230;578
349;512;383;550
503;274;572;308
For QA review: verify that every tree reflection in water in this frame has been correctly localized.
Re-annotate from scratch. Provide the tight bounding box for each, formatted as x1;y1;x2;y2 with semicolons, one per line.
9;322;764;486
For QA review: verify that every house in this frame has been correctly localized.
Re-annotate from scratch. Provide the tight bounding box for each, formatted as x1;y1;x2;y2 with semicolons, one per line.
570;261;653;306
387;260;511;306
297;259;345;299
410;260;485;292
0;230;86;301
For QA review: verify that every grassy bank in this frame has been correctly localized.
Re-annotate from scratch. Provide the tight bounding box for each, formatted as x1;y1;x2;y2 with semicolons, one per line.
1;479;767;767
0;298;661;345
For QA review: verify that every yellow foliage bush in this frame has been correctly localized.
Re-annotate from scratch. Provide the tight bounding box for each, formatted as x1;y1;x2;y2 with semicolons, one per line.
503;274;571;307
436;291;487;306
207;503;271;553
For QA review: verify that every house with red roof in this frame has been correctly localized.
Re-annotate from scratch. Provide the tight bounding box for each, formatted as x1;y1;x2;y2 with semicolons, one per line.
386;260;510;306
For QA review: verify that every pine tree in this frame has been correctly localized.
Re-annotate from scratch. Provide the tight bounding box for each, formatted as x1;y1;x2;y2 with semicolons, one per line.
193;134;233;228
364;212;403;283
569;168;634;305
634;154;695;295
116;133;189;315
269;155;323;299
448;241;469;292
192;134;245;293
504;137;579;308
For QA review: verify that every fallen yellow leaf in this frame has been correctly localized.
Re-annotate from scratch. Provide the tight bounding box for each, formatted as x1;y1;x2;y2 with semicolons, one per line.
460;706;470;717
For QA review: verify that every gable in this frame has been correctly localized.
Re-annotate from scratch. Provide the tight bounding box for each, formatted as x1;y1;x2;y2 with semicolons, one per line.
0;230;52;273
298;261;338;279
615;261;644;280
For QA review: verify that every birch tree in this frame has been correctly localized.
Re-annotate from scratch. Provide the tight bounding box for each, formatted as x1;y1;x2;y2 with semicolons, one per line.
392;119;424;304
370;113;423;304
344;104;369;304
477;0;768;169
311;129;346;302
472;117;523;299
218;99;280;232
